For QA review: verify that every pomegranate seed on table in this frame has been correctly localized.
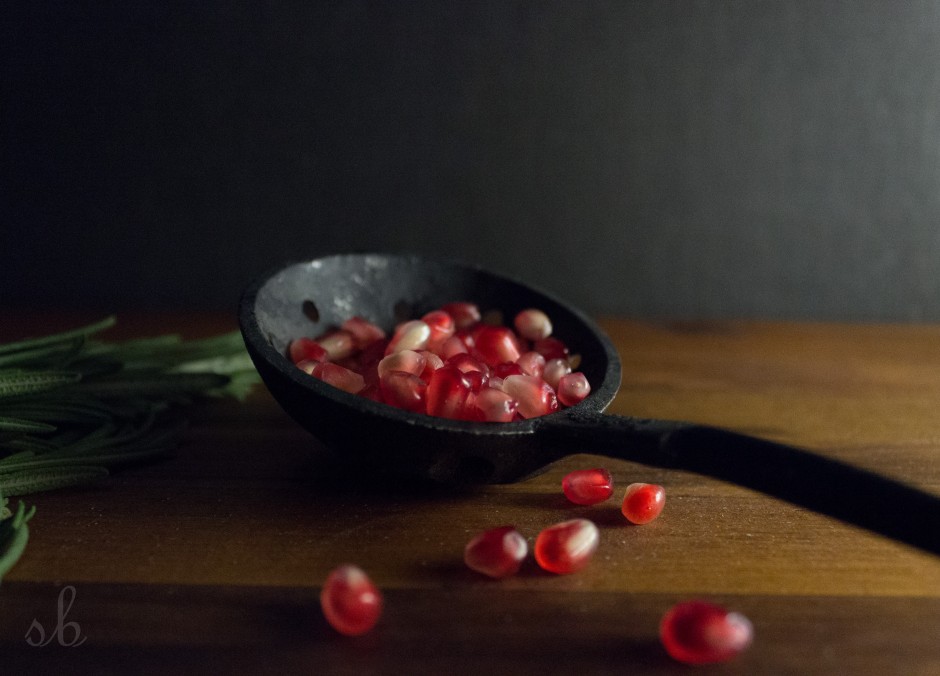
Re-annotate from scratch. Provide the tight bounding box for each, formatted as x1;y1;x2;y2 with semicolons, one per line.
441;301;481;329
426;365;472;419
660;600;753;665
377;350;427;381
468;387;518;422
464;526;528;578
473;325;523;366
514;308;553;341
310;362;366;394
501;374;559;418
542;357;571;389
556;371;591;407
621;483;666;524
320;564;383;636
380;371;428;413
288;337;328;364
385;319;432;354
562;468;614;505
341;316;386;348
534;518;600;574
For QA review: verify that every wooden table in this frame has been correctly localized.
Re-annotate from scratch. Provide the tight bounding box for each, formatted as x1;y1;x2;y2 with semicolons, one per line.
2;315;939;675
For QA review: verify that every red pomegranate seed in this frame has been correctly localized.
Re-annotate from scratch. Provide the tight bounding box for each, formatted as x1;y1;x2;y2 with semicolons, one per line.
557;371;591;406
621;483;666;524
317;330;356;361
440;302;481;329
542;358;571;389
288;337;328;364
473;325;522;366
534;518;599;574
309;362;366;394
562;468;614;505
468;387;518;422
501;374;559;418
377;350;427;381
533;337;569;361
514;308;553;341
425;365;472;419
416;350;444;381
385;320;432;355
380;371;428;413
295;358;320;375
320;564;383;636
359;384;383;402
493;361;524;379
446;352;489;376
341;316;386;348
438;335;470;360
516;351;546;378
421;310;456;345
660;601;753;665
463;526;528;578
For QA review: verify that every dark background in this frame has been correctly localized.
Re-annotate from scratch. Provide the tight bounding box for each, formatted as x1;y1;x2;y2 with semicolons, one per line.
3;1;939;321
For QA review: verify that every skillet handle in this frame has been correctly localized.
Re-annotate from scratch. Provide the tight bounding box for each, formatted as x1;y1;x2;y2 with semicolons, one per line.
543;412;940;556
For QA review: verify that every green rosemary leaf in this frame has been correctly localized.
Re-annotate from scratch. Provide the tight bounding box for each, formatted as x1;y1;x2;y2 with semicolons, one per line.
0;467;109;497
0;316;115;356
0;417;57;434
0;338;85;369
0;497;35;583
0;371;82;399
71;372;231;399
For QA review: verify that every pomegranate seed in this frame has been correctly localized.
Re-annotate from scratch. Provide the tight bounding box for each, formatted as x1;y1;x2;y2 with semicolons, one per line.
562;468;614;505
463;526;528;578
341;316;386;348
533;337;569;361
473;326;522;366
320;564;383;636
295;358;320;375
421;310;456;345
416;350;444;381
377;350;427;381
446;353;489;376
380;371;427;413
501;374;559;418
660;601;753;665
621;483;666;524
542;358;571;389
534;518;599;574
435;335;467;360
441;302;481;329
288;337;328;364
468;387;518;422
493;361;524;379
359;384;383;402
514;308;553;341
385;320;431;355
516;351;546;378
557;371;591;406
309;362;366;394
317;330;356;361
426;365;472;419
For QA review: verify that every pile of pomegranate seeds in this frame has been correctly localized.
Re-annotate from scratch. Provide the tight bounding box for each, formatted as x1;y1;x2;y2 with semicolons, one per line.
320;564;383;636
288;303;590;421
659;600;754;665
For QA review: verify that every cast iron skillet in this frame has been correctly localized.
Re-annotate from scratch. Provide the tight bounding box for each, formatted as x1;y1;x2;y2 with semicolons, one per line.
239;253;940;556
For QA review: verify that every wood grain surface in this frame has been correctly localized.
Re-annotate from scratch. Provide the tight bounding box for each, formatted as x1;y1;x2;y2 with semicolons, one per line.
1;315;938;675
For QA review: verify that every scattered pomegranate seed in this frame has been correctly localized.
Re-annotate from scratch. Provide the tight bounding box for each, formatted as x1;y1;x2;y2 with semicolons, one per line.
562;468;614;505
660;600;753;665
309;362;366;394
501;374;559;418
463;526;528;578
341;316;386;348
621;483;666;524
441;302;481;329
514;308;553;341
385;320;432;355
534;518;600;574
320;564;383;636
556;371;591;407
288;337;329;364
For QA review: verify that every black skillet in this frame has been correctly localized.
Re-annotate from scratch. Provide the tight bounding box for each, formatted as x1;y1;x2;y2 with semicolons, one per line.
239;253;940;556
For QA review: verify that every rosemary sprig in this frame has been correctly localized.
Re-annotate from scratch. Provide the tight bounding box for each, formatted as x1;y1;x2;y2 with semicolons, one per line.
0;317;261;583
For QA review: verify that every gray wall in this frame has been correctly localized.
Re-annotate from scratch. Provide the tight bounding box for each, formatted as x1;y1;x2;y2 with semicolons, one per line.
4;1;940;320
